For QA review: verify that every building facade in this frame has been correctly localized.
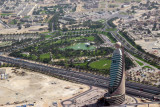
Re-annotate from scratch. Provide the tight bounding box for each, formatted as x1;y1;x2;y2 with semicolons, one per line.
104;42;125;105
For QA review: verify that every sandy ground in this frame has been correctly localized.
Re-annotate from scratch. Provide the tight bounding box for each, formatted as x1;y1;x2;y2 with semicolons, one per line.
136;98;160;107
0;23;4;30
113;19;120;26
135;39;160;57
0;25;48;34
0;67;89;107
67;87;137;107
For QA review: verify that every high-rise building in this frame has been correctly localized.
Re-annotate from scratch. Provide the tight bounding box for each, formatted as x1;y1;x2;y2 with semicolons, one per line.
104;42;125;105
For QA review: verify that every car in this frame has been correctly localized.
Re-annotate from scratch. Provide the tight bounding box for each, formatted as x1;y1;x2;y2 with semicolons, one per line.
140;88;143;91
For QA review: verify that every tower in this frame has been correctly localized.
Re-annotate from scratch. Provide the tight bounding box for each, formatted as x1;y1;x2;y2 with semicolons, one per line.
104;42;125;105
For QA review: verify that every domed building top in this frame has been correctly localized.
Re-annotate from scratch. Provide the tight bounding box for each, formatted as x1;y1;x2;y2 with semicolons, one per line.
115;42;121;49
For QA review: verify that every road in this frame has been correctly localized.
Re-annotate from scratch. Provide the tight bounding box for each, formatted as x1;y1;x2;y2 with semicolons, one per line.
123;101;160;107
0;18;10;28
110;31;159;69
0;55;159;101
127;52;158;70
103;11;159;66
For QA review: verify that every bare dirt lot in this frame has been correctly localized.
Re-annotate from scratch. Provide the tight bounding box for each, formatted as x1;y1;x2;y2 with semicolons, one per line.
0;25;48;34
135;39;160;57
0;23;4;29
136;98;160;107
0;67;89;107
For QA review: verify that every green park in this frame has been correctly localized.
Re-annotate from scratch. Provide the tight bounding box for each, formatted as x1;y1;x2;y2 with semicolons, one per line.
9;28;134;75
89;59;111;70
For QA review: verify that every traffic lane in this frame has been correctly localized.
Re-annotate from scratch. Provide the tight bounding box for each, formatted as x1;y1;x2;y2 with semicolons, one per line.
0;56;159;99
126;87;155;99
0;56;159;91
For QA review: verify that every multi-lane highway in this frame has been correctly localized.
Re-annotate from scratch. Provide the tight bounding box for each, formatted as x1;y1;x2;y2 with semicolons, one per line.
0;55;159;100
103;13;160;66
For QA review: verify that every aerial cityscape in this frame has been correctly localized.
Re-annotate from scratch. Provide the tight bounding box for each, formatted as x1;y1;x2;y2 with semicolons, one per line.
0;0;160;107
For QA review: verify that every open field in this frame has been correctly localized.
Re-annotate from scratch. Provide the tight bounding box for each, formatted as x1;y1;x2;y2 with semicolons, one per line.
0;67;89;107
89;59;111;70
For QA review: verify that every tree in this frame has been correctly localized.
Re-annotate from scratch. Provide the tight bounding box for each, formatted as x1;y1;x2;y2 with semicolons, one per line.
43;58;50;63
18;26;22;30
62;27;68;31
152;23;157;31
121;5;124;8
147;29;151;34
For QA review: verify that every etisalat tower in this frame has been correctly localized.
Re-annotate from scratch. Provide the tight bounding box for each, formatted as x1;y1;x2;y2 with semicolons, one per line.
98;42;126;106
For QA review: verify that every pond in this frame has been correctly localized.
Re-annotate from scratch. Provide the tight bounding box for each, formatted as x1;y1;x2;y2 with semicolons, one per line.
64;43;95;50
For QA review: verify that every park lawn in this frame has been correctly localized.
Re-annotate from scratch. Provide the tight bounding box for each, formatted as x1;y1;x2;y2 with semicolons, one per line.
106;28;117;31
31;55;37;60
99;19;105;23
9;21;15;25
54;37;82;44
66;43;95;50
50;35;94;46
67;36;83;41
67;29;91;32
59;55;66;59
68;37;82;41
41;31;50;34
134;55;160;69
52;55;56;59
20;22;25;24
40;53;50;60
67;36;94;42
34;47;38;52
74;62;88;67
85;36;95;41
55;39;62;44
143;66;152;69
135;60;144;66
22;54;29;57
0;13;12;16
24;16;30;18
45;35;51;38
89;59;111;70
103;32;117;43
52;53;66;59
41;32;55;38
